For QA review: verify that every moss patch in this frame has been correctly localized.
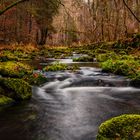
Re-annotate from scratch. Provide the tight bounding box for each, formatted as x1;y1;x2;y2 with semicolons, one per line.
43;62;79;72
0;78;32;101
0;61;33;78
101;57;140;80
97;52;118;62
97;114;140;140
0;49;35;62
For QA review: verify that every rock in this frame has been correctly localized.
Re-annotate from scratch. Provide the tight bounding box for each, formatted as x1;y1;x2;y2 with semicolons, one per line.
97;114;140;140
0;78;32;101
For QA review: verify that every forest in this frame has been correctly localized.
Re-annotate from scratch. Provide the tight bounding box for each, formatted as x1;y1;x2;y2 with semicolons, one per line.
0;0;140;140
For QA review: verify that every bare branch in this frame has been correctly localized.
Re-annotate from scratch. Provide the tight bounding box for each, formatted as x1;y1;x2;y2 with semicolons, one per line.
123;0;140;23
0;0;29;16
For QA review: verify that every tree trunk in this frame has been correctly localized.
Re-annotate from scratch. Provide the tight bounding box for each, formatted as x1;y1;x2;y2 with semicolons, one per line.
36;28;48;45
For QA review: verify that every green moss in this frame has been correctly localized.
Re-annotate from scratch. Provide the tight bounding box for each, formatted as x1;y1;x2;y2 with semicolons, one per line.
97;114;140;140
0;95;14;106
43;62;79;72
0;50;18;61
101;57;140;80
38;47;72;59
43;62;68;71
0;50;31;62
0;78;32;101
97;52;118;62
0;61;33;78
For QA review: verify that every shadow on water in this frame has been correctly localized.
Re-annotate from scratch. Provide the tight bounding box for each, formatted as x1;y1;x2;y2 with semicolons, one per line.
0;60;140;140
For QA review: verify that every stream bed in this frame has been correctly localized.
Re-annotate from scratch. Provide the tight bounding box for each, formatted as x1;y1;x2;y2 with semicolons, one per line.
0;59;140;140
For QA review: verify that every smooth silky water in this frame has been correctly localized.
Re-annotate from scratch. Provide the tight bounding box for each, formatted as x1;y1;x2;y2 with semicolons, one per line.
0;60;140;140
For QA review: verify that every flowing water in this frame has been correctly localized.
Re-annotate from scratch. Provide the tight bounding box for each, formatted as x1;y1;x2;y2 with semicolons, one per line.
0;60;140;140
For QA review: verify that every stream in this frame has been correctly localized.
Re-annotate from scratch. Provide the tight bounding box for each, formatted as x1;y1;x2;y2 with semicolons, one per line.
0;58;140;140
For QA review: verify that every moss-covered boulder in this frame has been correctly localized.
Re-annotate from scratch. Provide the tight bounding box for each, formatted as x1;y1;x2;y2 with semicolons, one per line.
97;114;140;140
0;61;33;78
0;78;32;101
